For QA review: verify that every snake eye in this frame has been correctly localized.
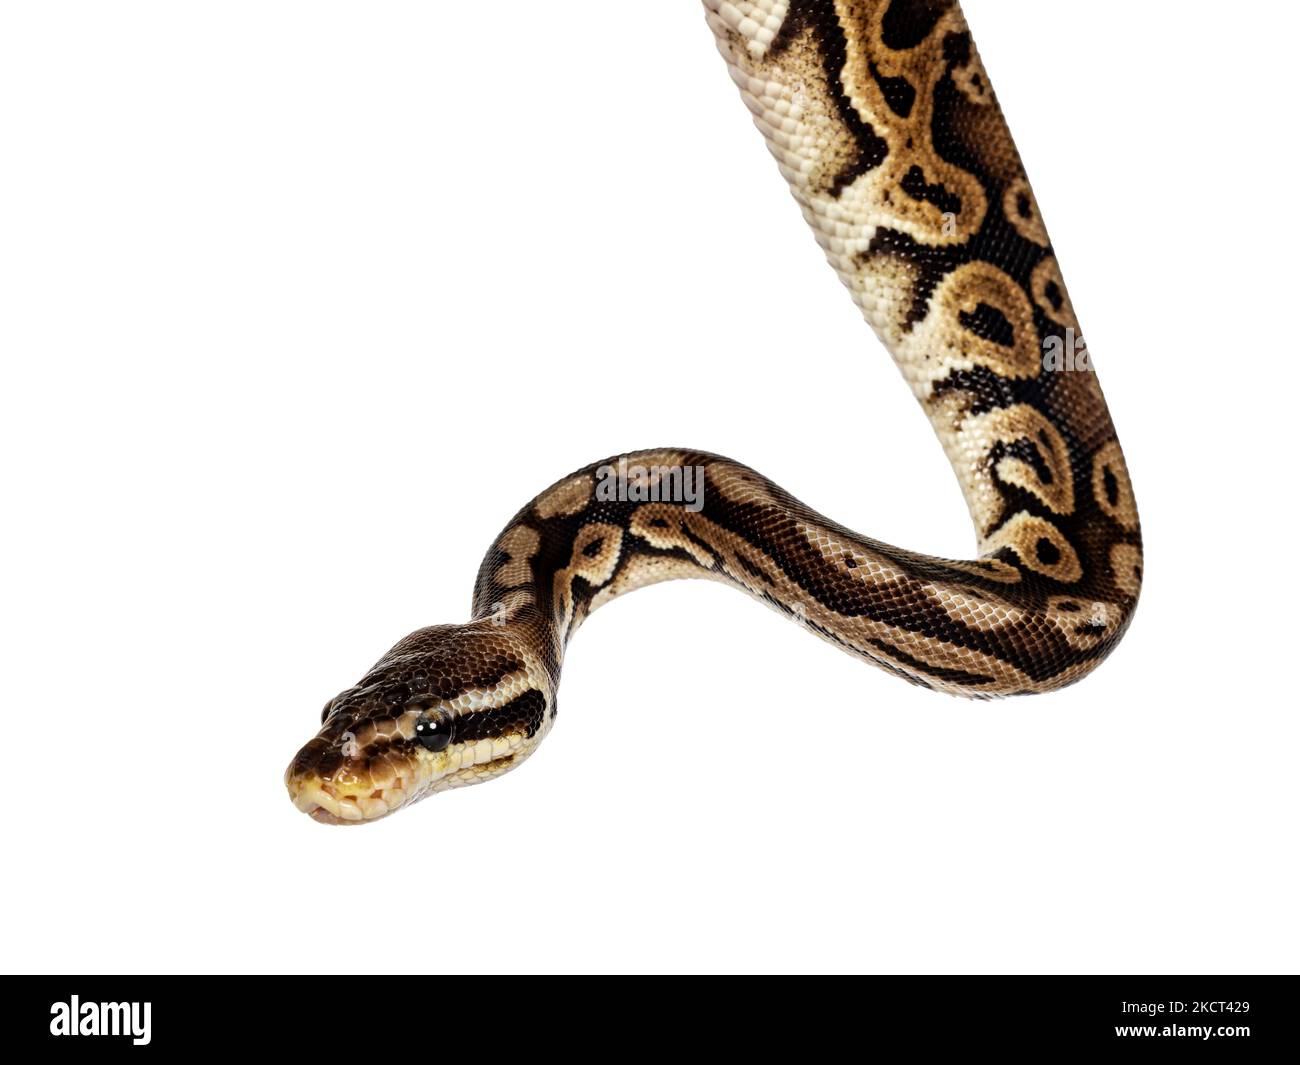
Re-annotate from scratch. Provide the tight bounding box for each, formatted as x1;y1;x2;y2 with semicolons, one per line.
414;710;454;752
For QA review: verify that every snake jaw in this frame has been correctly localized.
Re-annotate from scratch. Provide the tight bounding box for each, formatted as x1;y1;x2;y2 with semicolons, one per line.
285;728;550;823
284;742;530;822
284;764;409;824
284;726;548;822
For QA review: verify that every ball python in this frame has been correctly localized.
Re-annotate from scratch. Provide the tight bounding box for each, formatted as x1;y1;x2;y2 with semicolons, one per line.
286;0;1141;824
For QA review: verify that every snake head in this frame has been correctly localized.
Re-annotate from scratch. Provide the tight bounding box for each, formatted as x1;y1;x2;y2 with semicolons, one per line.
284;623;554;824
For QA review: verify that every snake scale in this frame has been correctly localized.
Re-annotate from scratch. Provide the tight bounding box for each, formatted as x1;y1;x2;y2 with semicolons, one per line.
287;0;1141;824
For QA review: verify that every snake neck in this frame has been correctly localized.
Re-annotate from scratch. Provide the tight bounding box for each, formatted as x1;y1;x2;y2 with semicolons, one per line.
467;452;721;685
469;449;1139;698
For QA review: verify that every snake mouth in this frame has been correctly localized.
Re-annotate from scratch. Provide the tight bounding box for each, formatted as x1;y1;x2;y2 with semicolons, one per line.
286;775;411;825
306;805;358;826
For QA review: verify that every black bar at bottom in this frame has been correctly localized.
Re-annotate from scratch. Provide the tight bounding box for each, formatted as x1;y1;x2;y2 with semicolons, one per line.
1;975;1291;1053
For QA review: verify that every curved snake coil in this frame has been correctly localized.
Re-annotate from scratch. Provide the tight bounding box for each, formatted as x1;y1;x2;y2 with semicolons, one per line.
287;0;1141;824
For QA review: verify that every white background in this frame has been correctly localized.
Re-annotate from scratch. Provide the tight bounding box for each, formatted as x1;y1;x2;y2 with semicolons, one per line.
2;1;1297;975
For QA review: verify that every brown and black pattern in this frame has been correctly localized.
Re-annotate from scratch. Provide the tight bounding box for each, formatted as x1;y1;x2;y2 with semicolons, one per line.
285;0;1141;823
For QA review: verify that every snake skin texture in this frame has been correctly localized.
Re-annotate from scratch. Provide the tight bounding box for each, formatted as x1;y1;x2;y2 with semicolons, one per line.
286;0;1141;824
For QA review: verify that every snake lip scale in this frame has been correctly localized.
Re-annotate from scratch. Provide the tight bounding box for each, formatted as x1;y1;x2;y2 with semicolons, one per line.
285;0;1142;825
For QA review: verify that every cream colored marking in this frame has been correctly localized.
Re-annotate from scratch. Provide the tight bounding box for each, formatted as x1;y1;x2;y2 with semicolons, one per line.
487;587;536;624
1092;441;1140;531
831;0;988;246
942;557;1024;585
629;504;717;568
898;262;1043;393
589;552;717;612
709;461;781;508
984;512;1083;583
1031;256;1079;330
961;404;1076;529
494;524;541;587
1003;177;1049;247
1109;542;1143;599
705;3;951;350
926;583;1026;633
953;46;993;106
799;523;910;585
534;473;593;520
551;522;625;652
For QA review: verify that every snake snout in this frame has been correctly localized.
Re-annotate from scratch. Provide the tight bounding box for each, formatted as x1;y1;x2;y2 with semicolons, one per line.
284;715;421;825
285;757;415;824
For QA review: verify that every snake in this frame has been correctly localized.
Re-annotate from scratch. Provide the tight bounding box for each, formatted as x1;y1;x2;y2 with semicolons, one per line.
286;0;1142;824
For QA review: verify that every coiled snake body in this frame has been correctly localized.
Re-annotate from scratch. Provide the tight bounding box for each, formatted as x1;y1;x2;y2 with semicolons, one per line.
287;0;1142;824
